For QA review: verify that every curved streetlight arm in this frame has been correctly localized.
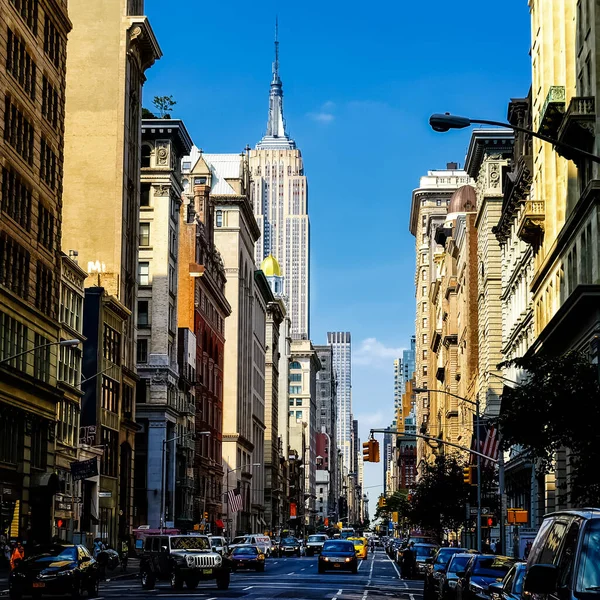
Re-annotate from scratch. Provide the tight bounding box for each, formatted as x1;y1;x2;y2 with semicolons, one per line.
413;387;478;408
0;338;80;365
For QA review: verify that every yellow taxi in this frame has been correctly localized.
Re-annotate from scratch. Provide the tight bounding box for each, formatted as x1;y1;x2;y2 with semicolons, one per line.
348;537;368;559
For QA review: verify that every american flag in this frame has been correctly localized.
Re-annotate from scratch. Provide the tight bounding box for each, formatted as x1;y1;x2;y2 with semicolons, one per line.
228;488;243;513
470;419;500;467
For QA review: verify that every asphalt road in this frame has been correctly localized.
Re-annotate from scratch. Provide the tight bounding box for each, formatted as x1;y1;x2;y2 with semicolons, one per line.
0;549;424;600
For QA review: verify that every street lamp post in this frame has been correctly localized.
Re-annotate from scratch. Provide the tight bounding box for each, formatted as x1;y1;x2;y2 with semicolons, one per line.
414;388;483;552
161;431;210;533
225;462;260;540
0;338;80;365
429;113;600;164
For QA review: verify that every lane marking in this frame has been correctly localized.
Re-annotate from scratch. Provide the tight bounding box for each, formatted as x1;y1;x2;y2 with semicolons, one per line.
288;572;295;575
243;586;254;591
410;595;416;600
386;553;401;579
338;589;343;595
361;590;369;600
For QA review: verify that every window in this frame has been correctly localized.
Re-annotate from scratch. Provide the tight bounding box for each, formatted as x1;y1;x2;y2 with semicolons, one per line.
422;301;427;312
295;398;302;406
216;210;223;227
33;332;50;382
122;384;133;416
422;270;427;281
38;204;54;250
103;325;121;365
0;310;28;373
289;385;301;394
137;300;149;326
423;366;428;376
10;0;38;34
137;338;148;363
538;522;567;564
290;361;301;369
182;160;191;171
100;427;118;477
60;286;82;332
101;376;119;413
56;399;78;447
138;261;149;285
43;15;61;68
30;419;47;469
422;334;428;344
436;199;442;206
140;183;150;207
41;76;58;128
40;138;57;188
141;145;151;168
6;28;36;101
422;285;427;297
4;96;34;164
422;349;428;360
139;222;150;246
58;343;81;388
290;373;301;382
35;261;54;315
1;166;31;230
0;231;30;300
295;410;302;420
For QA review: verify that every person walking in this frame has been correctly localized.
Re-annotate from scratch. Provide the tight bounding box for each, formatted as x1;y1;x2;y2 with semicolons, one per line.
401;542;416;579
10;541;24;571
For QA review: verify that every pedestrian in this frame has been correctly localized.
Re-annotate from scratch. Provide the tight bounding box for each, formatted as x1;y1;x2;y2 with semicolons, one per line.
93;537;105;559
401;542;416;579
490;539;497;554
524;540;533;560
10;541;24;571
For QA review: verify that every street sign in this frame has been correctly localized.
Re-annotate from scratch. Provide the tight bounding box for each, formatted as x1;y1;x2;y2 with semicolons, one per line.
98;491;112;498
470;508;478;515
71;458;98;481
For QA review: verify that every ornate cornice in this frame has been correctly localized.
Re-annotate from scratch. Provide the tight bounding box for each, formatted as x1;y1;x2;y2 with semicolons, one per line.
126;17;162;73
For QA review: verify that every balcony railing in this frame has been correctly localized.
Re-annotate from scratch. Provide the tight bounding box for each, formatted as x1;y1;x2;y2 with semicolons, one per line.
557;96;596;166
538;86;566;136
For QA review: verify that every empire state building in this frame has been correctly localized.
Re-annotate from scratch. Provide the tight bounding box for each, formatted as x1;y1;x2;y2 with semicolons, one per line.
249;28;310;340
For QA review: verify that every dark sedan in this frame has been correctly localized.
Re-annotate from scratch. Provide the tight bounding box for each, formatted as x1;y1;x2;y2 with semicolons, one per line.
456;555;516;600
279;537;301;557
9;544;99;599
423;547;469;600
440;553;479;600
229;545;265;572
488;563;526;600
318;540;358;574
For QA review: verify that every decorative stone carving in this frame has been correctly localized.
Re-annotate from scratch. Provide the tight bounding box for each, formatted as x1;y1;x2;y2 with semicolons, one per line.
154;185;170;196
156;142;169;166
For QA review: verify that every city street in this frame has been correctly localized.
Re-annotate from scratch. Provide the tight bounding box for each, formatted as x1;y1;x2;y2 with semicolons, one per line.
0;550;423;600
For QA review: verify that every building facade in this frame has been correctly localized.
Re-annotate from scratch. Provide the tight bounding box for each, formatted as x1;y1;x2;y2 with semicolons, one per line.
0;0;72;544
249;33;309;340
177;151;230;533
408;165;473;464
327;332;352;471
133;119;193;529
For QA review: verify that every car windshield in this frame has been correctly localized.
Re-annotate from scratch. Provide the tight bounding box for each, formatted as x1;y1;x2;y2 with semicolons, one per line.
473;557;514;577
415;546;437;558
576;519;600;592
448;556;472;574
28;546;78;562
282;538;298;544
324;541;354;552
308;535;327;542
435;548;464;565
170;537;210;550
232;537;248;545
233;547;257;555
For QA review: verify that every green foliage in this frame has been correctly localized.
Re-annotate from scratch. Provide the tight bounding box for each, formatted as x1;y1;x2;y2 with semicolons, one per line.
152;95;176;118
142;107;156;118
409;455;469;536
374;490;411;522
498;351;600;505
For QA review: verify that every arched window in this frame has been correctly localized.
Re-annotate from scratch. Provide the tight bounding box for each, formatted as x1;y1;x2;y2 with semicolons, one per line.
141;144;151;168
290;361;301;370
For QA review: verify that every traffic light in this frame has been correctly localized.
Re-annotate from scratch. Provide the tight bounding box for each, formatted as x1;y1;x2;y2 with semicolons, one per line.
204;512;209;520
463;467;472;485
362;439;380;463
482;515;498;528
378;496;386;508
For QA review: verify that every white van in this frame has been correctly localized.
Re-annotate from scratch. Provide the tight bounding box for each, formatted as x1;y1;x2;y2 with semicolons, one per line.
229;534;272;556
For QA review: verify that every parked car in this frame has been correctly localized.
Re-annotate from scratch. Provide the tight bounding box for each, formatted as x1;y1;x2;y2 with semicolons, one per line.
488;562;526;600
318;540;358;574
138;534;230;591
305;534;329;556
439;553;479;600
423;547;469;600
414;543;440;577
208;536;228;556
523;508;600;600
279;537;302;557
9;544;100;600
456;555;516;600
229;545;265;572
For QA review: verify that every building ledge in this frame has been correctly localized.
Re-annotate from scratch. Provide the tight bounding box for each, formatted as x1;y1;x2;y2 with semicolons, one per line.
537;86;566;136
556;97;595;166
516;200;545;248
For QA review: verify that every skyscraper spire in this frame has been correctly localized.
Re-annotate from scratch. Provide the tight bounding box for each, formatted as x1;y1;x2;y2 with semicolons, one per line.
257;17;296;150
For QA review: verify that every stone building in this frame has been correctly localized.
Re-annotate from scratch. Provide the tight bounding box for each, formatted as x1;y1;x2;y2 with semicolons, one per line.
133;119;193;529
61;0;161;542
408;166;472;464
178;150;230;533
0;0;71;544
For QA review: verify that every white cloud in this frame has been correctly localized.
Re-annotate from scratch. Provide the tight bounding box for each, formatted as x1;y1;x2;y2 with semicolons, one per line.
354;410;385;427
353;337;404;369
307;101;336;124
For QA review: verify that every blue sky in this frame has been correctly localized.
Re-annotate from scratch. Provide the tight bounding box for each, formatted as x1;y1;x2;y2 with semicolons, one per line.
144;0;533;516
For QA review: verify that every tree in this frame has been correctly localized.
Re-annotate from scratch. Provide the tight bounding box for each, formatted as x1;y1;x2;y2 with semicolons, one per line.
142;107;156;118
409;455;469;538
498;351;600;505
373;490;411;522
152;95;176;119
